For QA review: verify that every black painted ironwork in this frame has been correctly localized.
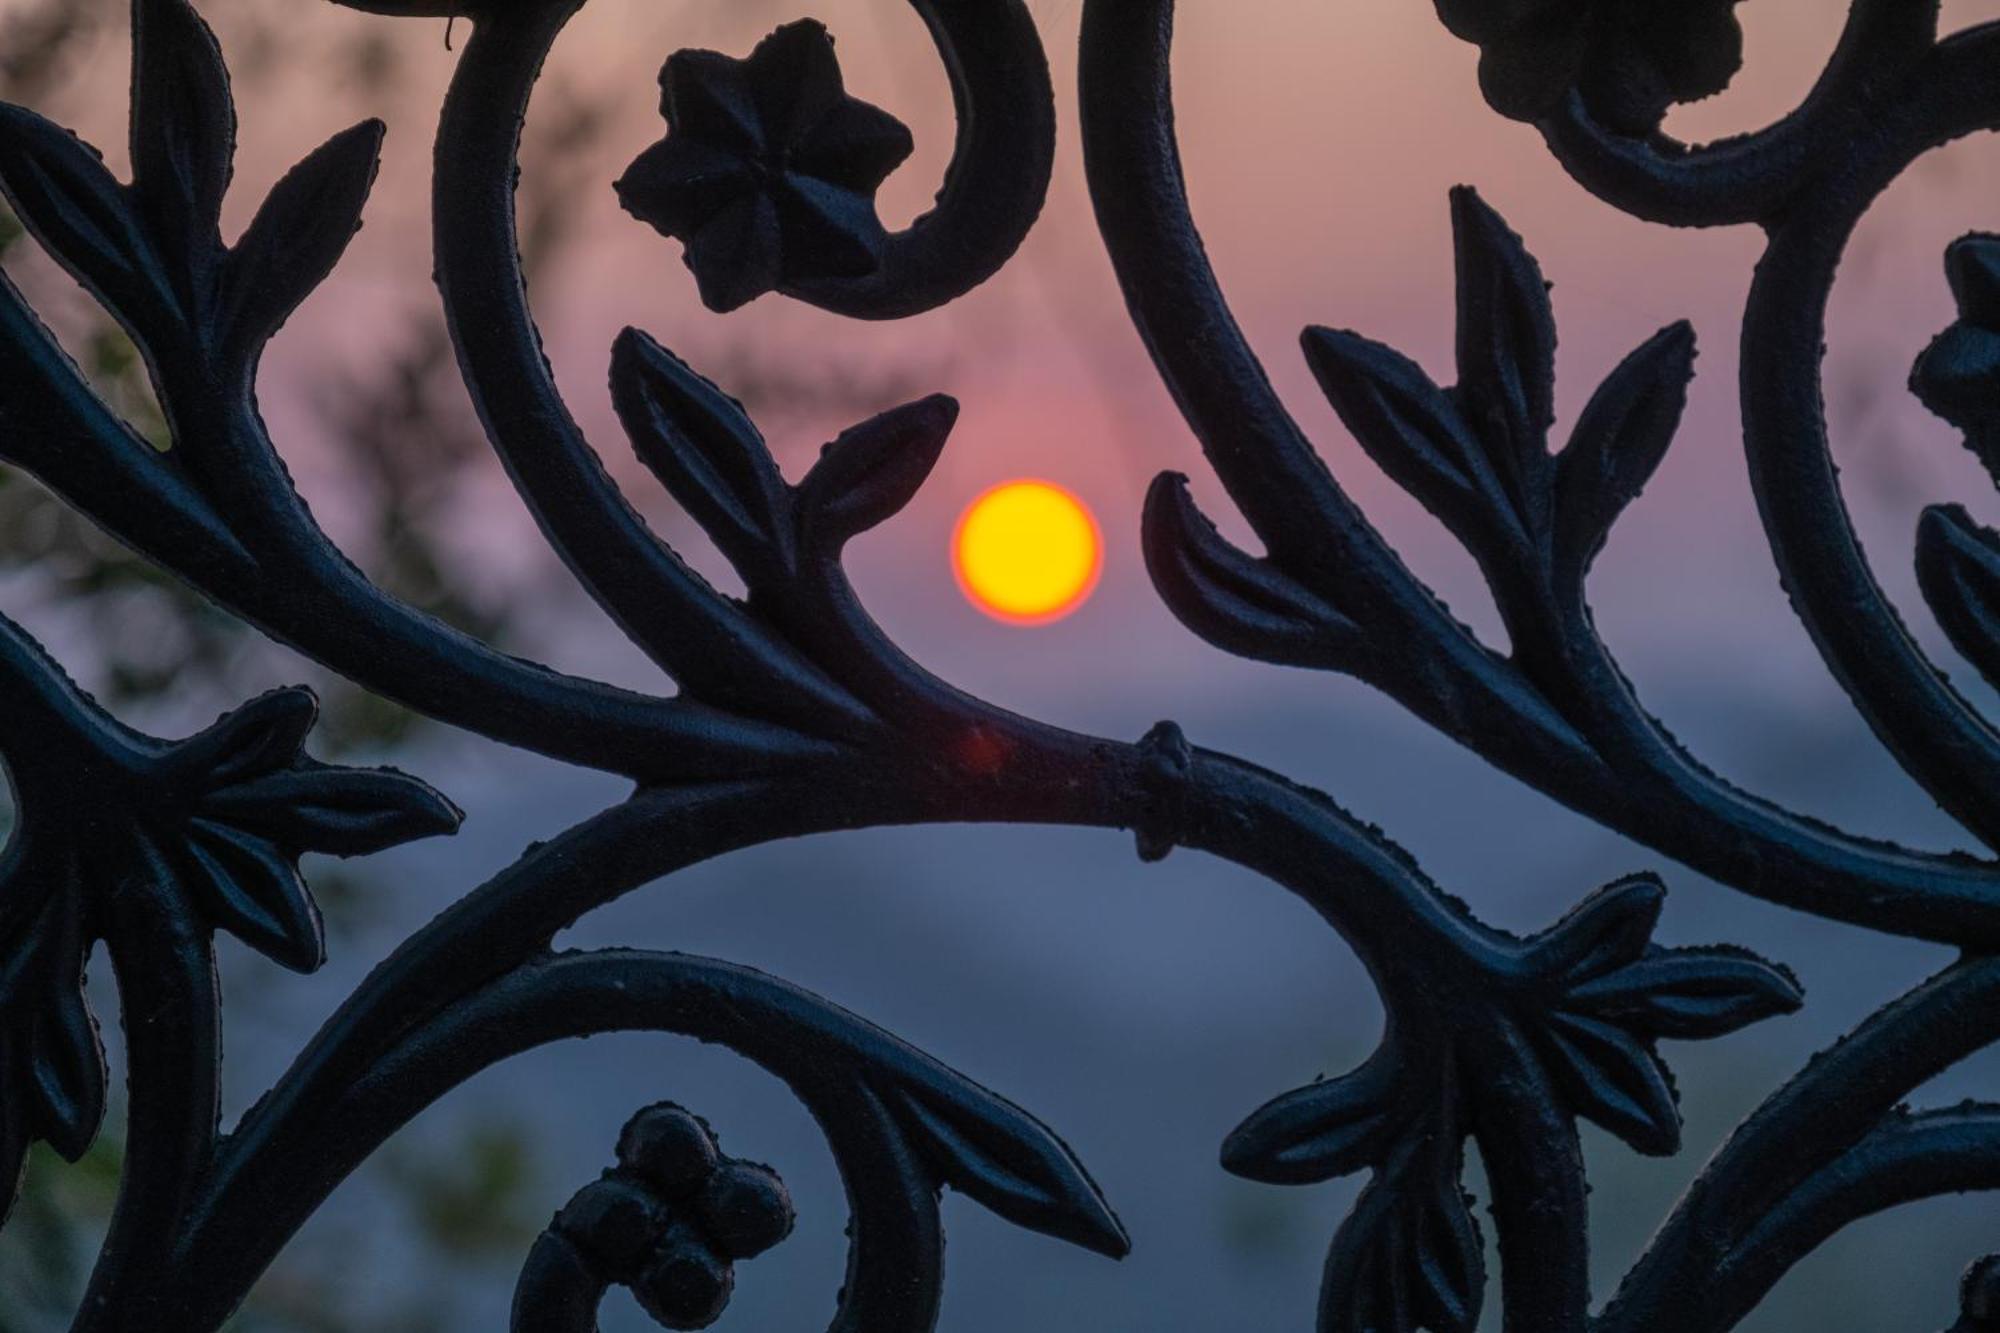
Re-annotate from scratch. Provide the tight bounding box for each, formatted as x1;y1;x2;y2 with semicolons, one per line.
0;0;1992;1328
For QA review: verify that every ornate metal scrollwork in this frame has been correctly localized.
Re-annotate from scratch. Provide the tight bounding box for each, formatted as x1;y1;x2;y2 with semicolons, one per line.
0;0;1996;1328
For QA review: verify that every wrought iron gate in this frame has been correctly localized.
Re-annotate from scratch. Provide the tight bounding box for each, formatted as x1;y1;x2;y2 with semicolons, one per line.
0;0;1995;1328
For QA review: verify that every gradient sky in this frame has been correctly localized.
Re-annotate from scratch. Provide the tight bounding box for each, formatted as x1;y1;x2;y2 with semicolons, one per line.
9;2;2000;1328
19;0;2000;714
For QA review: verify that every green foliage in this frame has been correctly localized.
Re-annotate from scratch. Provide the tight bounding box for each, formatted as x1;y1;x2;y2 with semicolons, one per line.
0;1142;122;1333
387;1121;546;1262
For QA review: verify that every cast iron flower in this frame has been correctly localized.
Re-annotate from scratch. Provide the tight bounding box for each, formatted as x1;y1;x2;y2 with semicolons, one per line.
0;682;459;1208
1913;234;2000;487
1436;0;1747;131
616;19;914;313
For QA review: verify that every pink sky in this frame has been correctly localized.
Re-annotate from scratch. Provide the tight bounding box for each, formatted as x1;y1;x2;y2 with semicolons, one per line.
12;0;2000;718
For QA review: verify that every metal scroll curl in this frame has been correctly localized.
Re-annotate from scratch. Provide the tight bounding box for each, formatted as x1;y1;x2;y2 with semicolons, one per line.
1083;0;2000;1327
0;1;1563;1327
347;0;1056;319
327;951;1129;1333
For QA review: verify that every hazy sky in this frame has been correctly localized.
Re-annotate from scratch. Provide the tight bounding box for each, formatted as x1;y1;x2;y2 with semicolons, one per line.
10;2;2000;1328
17;0;2000;716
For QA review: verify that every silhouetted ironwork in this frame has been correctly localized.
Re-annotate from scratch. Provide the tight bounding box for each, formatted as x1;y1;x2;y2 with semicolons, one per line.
0;1;1992;1329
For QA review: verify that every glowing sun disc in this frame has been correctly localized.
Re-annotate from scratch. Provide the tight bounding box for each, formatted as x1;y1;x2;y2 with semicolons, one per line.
953;480;1103;625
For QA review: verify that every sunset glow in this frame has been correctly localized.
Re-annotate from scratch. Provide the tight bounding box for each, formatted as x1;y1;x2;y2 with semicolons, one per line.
952;481;1103;625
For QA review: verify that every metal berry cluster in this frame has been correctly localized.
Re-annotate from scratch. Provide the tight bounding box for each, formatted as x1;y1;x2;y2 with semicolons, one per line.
524;1104;794;1330
0;0;1993;1330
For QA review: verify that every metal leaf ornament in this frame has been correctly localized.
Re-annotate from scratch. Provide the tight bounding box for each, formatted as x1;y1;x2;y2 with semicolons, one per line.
1213;870;1798;1327
1304;189;1694;610
1222;1043;1484;1333
618;20;915;312
155;689;462;967
0;679;459;976
0;889;99;1221
1914;235;2000;489
1913;237;2000;701
1520;875;1801;1155
0;634;458;1212
0;0;383;379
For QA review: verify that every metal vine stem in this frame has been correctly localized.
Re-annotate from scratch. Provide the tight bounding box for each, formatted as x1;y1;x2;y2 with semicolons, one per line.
0;0;1993;1328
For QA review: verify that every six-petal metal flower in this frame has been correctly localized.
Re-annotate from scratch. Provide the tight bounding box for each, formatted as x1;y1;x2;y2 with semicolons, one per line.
617;20;915;313
0;647;459;1209
1435;0;1747;131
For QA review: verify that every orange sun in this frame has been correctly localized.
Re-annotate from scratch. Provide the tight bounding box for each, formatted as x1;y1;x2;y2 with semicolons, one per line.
952;480;1103;626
